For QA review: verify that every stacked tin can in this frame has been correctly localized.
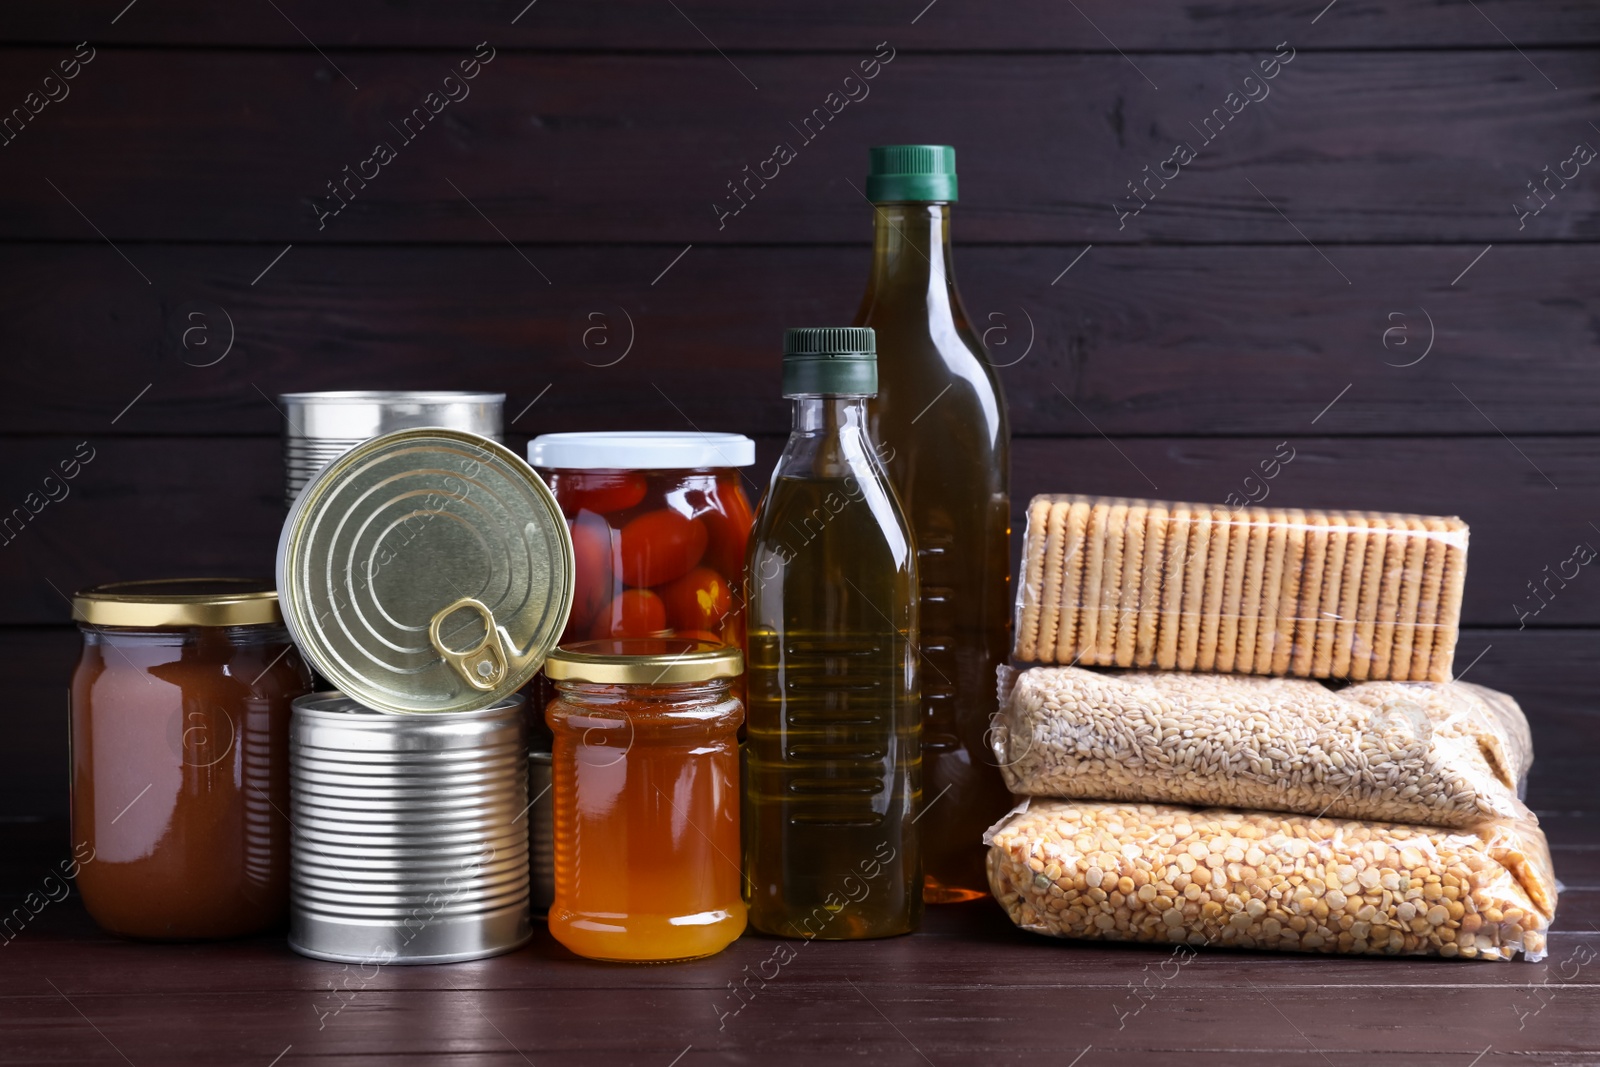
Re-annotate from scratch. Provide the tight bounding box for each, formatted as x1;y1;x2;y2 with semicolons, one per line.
278;391;505;508
276;425;574;964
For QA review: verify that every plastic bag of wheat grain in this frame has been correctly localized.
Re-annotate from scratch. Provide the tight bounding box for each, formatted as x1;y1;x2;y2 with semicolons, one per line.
992;666;1532;829
985;798;1555;961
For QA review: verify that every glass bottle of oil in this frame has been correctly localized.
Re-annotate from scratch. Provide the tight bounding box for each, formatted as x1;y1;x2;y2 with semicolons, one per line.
744;326;922;939
853;145;1012;904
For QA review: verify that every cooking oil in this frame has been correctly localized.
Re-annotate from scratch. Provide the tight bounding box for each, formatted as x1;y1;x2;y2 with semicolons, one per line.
743;326;922;939
855;145;1012;902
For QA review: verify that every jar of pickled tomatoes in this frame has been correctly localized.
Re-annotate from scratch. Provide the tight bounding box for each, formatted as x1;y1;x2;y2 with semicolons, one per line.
528;433;755;648
544;638;745;962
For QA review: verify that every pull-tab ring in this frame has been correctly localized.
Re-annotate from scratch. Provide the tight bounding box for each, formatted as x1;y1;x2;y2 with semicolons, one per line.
428;597;508;691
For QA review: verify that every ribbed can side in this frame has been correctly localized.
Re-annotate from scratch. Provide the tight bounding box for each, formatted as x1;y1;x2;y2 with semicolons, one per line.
287;693;531;964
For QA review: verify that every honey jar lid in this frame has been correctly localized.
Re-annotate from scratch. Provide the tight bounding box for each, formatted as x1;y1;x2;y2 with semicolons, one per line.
72;578;282;628
544;638;744;686
277;428;575;715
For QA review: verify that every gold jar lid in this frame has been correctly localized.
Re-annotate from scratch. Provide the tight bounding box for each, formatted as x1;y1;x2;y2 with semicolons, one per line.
72;578;283;628
545;638;743;686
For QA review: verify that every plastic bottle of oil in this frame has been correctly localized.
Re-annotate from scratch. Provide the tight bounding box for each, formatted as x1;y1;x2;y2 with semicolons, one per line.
743;326;923;939
854;145;1012;903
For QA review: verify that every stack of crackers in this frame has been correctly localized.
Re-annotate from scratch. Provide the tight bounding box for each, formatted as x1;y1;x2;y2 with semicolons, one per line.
1014;496;1468;682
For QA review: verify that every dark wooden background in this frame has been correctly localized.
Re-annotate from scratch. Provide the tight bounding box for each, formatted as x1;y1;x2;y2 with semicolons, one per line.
1;2;1598;1063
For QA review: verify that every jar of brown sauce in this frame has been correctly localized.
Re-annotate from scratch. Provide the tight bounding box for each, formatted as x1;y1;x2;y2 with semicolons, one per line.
70;579;313;939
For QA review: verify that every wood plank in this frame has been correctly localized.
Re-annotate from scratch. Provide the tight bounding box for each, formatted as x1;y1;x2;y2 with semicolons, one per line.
5;888;1598;991
5;885;1598;995
5;0;1598;50
4;436;1600;626
0;51;1595;243
0;901;1595;1064
2;983;1593;1065
3;243;1595;437
0;628;74;822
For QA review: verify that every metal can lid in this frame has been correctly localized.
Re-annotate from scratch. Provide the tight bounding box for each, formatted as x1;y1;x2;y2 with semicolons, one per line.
277;429;574;715
544;638;743;686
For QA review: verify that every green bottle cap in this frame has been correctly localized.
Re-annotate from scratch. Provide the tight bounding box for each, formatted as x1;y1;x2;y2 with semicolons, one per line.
866;144;958;203
782;327;877;396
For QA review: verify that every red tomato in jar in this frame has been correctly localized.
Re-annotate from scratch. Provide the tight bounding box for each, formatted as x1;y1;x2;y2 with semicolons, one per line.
567;514;615;634
702;481;754;581
588;589;667;639
674;629;725;645
548;471;647;517
658;567;734;633
618;509;707;588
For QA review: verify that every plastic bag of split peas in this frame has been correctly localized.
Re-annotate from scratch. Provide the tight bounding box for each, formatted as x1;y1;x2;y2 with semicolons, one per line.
985;798;1556;962
528;433;757;648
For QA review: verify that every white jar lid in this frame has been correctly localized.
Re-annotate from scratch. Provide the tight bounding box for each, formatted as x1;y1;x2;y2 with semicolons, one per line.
528;431;755;470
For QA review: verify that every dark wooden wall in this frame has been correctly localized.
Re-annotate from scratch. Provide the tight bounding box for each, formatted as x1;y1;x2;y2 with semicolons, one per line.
0;1;1597;843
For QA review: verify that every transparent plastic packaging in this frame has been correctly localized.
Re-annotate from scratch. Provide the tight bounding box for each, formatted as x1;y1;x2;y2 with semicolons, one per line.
986;798;1556;961
1014;496;1468;682
1458;682;1535;786
992;667;1533;828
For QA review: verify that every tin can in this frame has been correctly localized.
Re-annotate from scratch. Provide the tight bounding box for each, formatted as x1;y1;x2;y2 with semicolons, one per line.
277;429;573;716
288;692;531;964
528;751;554;915
279;391;505;508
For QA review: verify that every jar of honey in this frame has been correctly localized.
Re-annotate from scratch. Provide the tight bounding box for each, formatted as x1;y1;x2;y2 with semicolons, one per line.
544;639;745;962
69;579;314;940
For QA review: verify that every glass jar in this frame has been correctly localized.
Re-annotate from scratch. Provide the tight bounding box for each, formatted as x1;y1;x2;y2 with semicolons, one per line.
528;432;756;648
69;579;313;940
544;639;745;962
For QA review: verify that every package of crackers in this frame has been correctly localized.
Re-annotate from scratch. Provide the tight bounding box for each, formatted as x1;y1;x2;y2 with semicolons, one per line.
1014;495;1468;682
